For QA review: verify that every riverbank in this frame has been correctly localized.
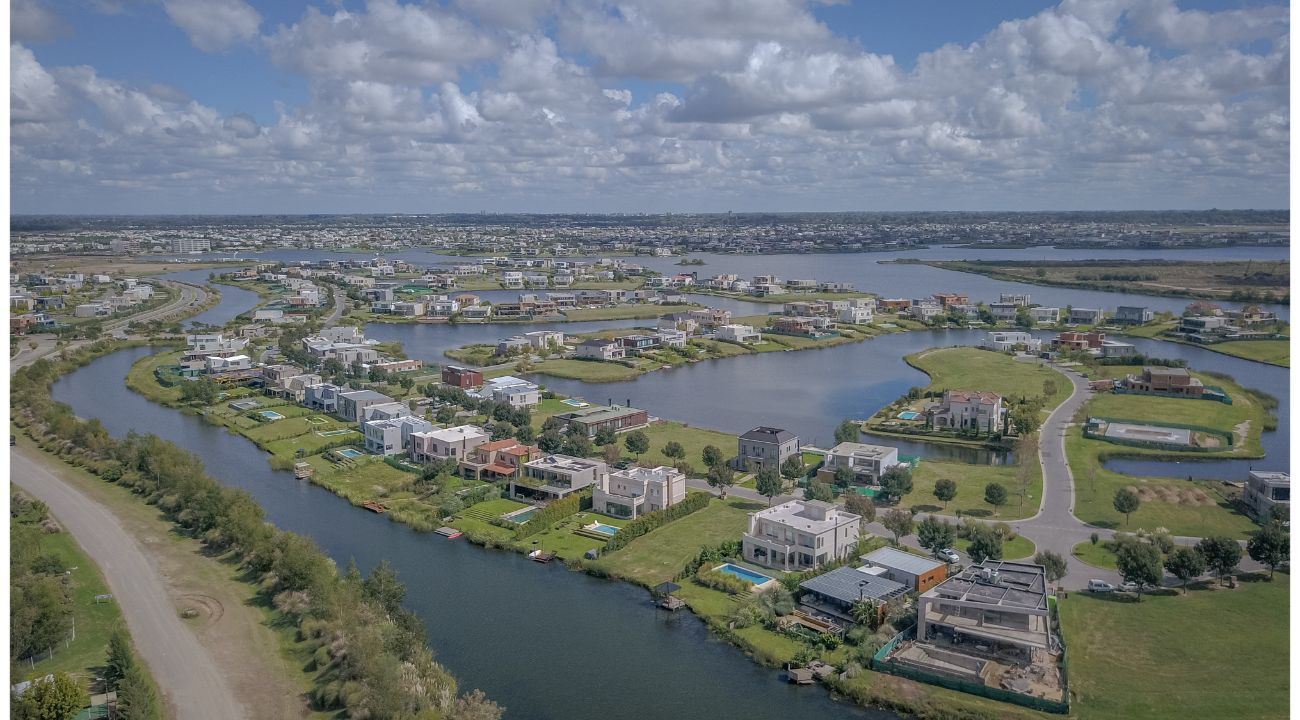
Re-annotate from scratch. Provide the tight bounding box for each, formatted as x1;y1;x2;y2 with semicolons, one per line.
893;259;1289;304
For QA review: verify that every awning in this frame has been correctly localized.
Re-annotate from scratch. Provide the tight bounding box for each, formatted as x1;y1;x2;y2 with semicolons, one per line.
485;463;516;476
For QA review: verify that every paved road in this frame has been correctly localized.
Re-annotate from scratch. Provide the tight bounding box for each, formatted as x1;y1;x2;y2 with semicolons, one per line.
323;285;347;328
11;447;246;720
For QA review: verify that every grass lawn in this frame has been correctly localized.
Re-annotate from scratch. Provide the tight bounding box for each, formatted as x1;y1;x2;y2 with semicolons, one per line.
636;422;739;474
1083;370;1266;455
450;498;529;539
530;358;642;382
1199;339;1289;367
561;304;697;322
594;496;763;586
309;457;417;503
522;512;632;563
1071;540;1118;570
1115;320;1178;338
907;459;1042;520
443;344;496;366
954;534;1036;560
124;349;186;405
908;346;1072;409
1061;573;1289;720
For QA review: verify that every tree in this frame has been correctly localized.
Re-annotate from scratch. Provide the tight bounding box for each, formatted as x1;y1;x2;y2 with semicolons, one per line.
1034;551;1069;584
1164;546;1206;594
984;482;1008;510
916;517;956;554
844;493;875;525
701;445;723;469
804;481;834;503
624;430;650;460
832;464;856;488
850;599;884;631
14;673;86;720
662;441;686;463
780;455;805;483
1113;488;1140;526
538;430;564;454
966;524;1004;563
755;467;783;506
594;426;617;447
1114;541;1163;601
877;465;913;504
563;431;593;457
834;419;859;444
933;478;957;508
515;424;536;443
363;560;406;614
436;406;457;424
707;463;735;498
116;663;161;720
104;627;136;691
881;509;914;544
1196;536;1242;586
1247;523;1289;580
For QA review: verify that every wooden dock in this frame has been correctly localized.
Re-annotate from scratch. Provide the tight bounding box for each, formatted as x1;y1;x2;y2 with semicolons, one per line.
435;526;463;539
360;501;388;514
528;550;557;563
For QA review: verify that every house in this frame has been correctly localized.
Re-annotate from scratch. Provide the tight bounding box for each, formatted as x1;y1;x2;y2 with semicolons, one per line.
859;546;949;592
999;293;1032;306
932;293;969;308
741;499;862;571
914;561;1055;670
797;566;908;627
1113;306;1153;325
618;334;660;355
512;455;608;503
877;298;911;312
734;426;801;472
839;305;874;324
1242;470;1289;521
304;383;343;412
815;442;901;485
988;302;1019;323
593;466;687;519
575;338;626;361
458;439;540;481
716;324;761;344
982;331;1041;353
928;391;1004;434
1178;315;1235;335
1026;307;1058;324
474;376;541;408
554;405;649;438
1099;340;1136;357
1069;307;1104;325
908;302;943;322
363;416;434;456
773;316;830;337
410;425;489;463
655;329;688;348
206;354;252;374
1120;367;1204;398
337;389;396;422
1052;331;1106;352
442;366;484;389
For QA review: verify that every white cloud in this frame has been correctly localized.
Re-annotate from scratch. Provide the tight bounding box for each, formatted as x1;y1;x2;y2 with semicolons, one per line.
11;0;69;43
162;0;261;52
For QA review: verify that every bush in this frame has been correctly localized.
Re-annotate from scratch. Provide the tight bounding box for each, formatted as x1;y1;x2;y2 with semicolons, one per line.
695;567;751;595
603;492;710;551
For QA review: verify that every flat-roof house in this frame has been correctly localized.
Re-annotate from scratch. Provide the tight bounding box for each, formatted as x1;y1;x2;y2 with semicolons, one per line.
1243;470;1289;521
1069;307;1104;325
1113;306;1153;325
513;455;608;503
363;416;434;456
575;338;626;361
304;383;342;412
734;426;801;472
716;324;761;343
337;389;396;423
928;391;1004;434
915;561;1054;666
618;334;661;355
989;302;1019;322
1029;307;1060;324
1120;366;1204;398
360;401;413;425
982;331;1041;353
742;499;861;571
839;305;874;324
1052;331;1106;352
474;376;541;408
442;366;484;389
798;566;907;628
860;546;949;592
410;425;489;463
816;442;901;485
555;405;649;438
593;466;687;519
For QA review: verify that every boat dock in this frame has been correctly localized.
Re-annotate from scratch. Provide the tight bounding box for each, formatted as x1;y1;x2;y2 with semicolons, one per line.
435;526;463;539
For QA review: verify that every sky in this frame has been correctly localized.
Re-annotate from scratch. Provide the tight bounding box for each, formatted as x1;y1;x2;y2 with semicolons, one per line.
8;0;1291;214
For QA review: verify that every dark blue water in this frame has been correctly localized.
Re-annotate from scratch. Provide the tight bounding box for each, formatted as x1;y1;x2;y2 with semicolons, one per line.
52;347;890;720
160;268;262;328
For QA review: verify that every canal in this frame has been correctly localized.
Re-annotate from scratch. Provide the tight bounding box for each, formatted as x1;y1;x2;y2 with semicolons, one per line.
160;268;263;328
52;346;892;720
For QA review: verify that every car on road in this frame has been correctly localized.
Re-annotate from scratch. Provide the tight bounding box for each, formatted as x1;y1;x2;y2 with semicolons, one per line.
936;548;961;564
1087;579;1115;593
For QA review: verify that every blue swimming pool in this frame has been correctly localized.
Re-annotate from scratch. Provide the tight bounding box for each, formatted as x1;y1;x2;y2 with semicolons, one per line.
506;508;538;524
897;410;921;420
591;523;619;535
714;563;774;585
260;410;286;420
337;448;362;459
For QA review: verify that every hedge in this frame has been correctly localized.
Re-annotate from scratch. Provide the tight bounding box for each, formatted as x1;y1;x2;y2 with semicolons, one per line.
601;491;711;552
513;490;591;540
695;567;752;595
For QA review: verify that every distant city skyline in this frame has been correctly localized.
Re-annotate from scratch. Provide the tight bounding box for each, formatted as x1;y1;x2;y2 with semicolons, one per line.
11;0;1290;214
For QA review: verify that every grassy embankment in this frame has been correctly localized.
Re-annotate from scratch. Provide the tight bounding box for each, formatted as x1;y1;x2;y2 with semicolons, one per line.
1066;366;1269;538
1060;572;1289;720
1113;319;1291;367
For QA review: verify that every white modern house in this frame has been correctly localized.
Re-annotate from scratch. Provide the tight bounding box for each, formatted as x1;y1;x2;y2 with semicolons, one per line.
839;305;874;324
592;466;688;519
717;324;761;343
816;442;902;485
982;331;1042;353
410;425;490;463
363;416;435;456
474;375;541;408
575;338;626;361
1243;470;1290;521
742;499;862;571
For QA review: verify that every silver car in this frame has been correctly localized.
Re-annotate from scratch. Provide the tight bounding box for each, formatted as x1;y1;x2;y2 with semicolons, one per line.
937;548;961;564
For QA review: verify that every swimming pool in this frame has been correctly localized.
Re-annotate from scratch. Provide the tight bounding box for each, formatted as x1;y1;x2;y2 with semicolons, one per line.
560;398;589;407
897;410;921;420
259;410;286;420
713;563;775;586
336;448;363;459
505;507;538;524
317;429;354;437
590;523;619;535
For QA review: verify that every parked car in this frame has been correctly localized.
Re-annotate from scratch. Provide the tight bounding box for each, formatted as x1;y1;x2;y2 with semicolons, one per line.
1118;581;1156;593
1087;579;1115;593
936;548;961;564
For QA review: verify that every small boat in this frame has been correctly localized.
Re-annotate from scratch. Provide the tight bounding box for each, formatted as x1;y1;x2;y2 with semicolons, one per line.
361;501;388;514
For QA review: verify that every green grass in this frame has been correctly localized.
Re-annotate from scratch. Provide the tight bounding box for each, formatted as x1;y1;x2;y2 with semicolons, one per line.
953;534;1036;560
561;304;698;322
443;344;497;366
1071;540;1118;570
450;498;529;538
522;512;632;562
530;358;642;382
635;422;739;474
908;346;1072;408
593;496;763;586
1084;371;1265;454
1115;320;1178;338
907;459;1042;520
1061;572;1289;720
1197;339;1289;367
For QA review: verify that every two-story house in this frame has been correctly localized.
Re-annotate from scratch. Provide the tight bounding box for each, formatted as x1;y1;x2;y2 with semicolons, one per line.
512;455;608;503
816;442;902;485
742;499;862;571
593;466;687;519
733;426;801;472
928;391;1004;434
410;425;489;464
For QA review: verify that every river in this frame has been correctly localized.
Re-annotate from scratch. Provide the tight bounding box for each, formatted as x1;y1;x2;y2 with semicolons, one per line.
160;268;263;328
53;346;890;720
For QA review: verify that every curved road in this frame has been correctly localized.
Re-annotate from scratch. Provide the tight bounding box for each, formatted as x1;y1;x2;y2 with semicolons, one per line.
11;448;245;720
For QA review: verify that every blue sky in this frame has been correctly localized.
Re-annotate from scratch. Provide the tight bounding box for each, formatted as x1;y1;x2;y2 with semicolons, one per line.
10;0;1291;213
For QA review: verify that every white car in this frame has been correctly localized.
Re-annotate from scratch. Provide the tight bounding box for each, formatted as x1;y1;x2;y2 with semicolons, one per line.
1087;579;1115;593
1118;580;1155;593
936;548;961;564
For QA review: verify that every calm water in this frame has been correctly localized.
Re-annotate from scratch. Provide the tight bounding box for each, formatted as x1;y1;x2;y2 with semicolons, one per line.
53;347;890;720
160;268;262;328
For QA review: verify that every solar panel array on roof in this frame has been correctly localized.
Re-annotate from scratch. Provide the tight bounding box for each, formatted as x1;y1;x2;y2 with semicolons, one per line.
799;566;907;605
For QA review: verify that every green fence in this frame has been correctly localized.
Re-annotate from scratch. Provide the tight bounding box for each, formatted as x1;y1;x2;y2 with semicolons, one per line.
1113;385;1232;405
870;625;1070;715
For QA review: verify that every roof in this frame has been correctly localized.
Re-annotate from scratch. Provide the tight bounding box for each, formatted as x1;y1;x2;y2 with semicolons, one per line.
339;389;393;403
861;546;946;576
740;426;797;444
799;566;907;604
1144;366;1190;376
478;438;524;452
421;425;488;443
924;561;1049;612
558;405;644;423
944;390;1001;405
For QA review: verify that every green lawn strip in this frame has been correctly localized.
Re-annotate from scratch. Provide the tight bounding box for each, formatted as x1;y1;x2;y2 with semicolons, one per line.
530;358;643;382
906;459;1041;520
952;534;1035;560
1060;574;1289;720
521;512;632;562
443;344;496;365
561;304;698;322
1195;340;1289;367
124;349;186;404
1071;541;1118;570
307;457;418;503
593;497;761;586
908;347;1072;409
449;498;529;539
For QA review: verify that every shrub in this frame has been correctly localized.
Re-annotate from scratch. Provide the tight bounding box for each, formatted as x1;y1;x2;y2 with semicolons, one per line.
603;492;710;551
695;567;751;595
